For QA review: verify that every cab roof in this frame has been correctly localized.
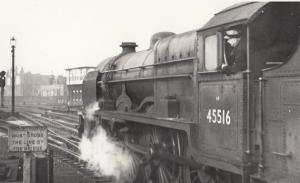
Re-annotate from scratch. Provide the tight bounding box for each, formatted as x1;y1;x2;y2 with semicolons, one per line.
199;2;268;31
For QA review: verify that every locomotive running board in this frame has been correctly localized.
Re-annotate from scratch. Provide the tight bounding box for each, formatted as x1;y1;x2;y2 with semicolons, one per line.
98;110;192;132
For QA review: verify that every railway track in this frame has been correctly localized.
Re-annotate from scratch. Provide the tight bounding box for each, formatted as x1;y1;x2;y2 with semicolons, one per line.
45;111;78;123
18;112;116;182
20;112;79;137
49;143;114;183
1;112;115;183
15;104;78;122
1;104;119;182
45;125;114;182
47;131;114;183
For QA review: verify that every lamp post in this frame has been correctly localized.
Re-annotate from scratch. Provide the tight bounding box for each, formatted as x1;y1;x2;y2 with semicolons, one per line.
10;37;16;114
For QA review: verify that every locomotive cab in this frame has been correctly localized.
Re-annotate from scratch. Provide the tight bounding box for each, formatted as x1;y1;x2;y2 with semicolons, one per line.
201;2;300;76
194;2;300;182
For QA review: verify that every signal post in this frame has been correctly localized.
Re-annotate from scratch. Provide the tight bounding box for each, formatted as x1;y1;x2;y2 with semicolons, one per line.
0;71;6;108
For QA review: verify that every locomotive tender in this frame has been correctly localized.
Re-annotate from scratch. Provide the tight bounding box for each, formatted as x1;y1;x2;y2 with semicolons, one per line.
81;2;300;183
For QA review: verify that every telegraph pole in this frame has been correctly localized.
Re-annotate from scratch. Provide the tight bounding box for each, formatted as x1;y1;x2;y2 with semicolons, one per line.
10;37;16;114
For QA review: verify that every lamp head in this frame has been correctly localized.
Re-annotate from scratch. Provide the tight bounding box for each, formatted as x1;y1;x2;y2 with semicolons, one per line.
0;71;6;76
10;37;16;47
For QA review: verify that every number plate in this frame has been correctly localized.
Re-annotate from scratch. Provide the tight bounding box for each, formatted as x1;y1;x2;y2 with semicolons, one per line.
206;109;231;125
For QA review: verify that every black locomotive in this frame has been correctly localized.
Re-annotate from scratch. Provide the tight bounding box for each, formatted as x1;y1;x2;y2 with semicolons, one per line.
80;2;300;183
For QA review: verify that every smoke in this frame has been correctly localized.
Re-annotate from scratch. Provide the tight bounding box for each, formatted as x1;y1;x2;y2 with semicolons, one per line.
79;102;136;181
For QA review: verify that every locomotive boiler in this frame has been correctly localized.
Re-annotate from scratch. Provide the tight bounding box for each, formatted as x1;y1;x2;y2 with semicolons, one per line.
80;2;300;183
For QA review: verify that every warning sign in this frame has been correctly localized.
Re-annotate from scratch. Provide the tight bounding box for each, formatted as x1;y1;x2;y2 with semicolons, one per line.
8;126;47;152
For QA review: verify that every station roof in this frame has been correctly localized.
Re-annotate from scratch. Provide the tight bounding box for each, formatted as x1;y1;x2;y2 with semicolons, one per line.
65;66;96;71
199;2;268;31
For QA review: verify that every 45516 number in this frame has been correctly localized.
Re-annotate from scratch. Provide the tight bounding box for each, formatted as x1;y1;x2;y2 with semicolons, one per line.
206;109;231;125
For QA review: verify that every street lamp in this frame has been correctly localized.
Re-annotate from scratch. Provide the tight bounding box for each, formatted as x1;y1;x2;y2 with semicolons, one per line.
10;36;16;114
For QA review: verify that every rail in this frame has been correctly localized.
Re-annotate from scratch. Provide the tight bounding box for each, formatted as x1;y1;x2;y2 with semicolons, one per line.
45;111;78;123
48;142;80;158
1;113;114;183
20;112;78;136
48;130;79;150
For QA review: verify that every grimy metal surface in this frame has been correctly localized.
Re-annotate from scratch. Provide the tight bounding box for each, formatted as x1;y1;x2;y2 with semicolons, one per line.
200;2;268;31
260;21;300;180
155;30;196;63
81;2;300;183
82;70;99;107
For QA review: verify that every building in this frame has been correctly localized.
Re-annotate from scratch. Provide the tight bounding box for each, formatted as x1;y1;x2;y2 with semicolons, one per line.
4;66;67;105
65;66;95;107
4;67;23;97
37;84;66;104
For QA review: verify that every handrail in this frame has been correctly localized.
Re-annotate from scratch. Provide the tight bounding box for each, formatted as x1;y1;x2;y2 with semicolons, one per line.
272;151;292;158
102;57;195;73
104;73;193;84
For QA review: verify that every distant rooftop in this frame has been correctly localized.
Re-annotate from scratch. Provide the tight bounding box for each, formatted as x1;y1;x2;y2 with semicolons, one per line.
65;66;96;71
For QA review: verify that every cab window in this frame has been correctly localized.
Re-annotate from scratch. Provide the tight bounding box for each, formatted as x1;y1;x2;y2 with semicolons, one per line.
205;35;218;71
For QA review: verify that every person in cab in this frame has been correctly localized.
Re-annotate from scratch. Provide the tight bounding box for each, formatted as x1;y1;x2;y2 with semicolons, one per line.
221;28;247;75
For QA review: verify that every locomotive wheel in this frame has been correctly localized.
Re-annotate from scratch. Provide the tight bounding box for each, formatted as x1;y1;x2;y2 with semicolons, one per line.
118;125;227;183
121;150;143;183
131;127;188;183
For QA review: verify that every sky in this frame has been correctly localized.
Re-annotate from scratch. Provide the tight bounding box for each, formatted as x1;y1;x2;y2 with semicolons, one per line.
0;0;257;76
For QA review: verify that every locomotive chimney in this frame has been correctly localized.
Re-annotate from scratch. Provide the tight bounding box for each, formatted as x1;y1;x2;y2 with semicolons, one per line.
120;42;138;54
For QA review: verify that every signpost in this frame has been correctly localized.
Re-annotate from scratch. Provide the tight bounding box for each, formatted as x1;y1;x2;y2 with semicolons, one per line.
8;126;47;183
8;126;47;152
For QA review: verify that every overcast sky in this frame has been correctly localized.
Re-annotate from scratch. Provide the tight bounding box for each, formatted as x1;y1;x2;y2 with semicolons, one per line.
0;0;254;76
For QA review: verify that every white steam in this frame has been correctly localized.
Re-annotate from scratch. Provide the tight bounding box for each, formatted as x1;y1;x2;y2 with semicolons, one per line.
79;102;135;180
85;102;100;121
79;127;134;179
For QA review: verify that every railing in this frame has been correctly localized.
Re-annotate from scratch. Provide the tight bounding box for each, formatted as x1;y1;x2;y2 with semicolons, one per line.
102;57;195;73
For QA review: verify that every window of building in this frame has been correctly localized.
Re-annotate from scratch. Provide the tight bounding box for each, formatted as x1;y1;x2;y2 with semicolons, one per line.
205;35;218;71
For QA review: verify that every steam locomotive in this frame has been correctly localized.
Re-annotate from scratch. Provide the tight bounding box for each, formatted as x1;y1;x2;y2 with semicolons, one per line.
80;2;300;183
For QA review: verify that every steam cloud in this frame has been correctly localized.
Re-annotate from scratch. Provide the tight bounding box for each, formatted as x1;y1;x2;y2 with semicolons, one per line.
79;102;135;181
85;102;100;121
